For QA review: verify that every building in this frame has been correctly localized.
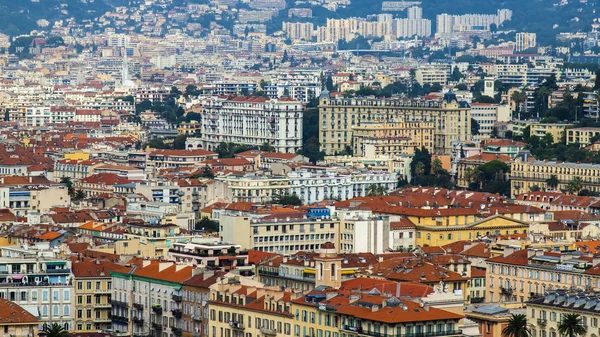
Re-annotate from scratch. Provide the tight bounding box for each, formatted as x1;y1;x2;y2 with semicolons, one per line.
0;297;39;337
470;104;511;140
54;159;103;181
180;271;225;337
208;282;294;337
0;246;74;330
485;248;600;303
110;260;195;337
465;306;524;337
352;121;434;157
319;92;471;155
527;290;600;337
200;96;303;153
72;258;120;333
283;22;314;41
168;240;251;272
515;32;537;52
146;149;219;171
456;153;512;189
510;121;571;143
215;173;290;203
510;158;600;197
566;127;600;146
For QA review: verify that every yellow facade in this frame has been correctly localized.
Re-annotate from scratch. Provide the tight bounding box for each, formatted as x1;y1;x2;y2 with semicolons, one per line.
566;127;600;146
290;300;340;337
73;276;112;332
415;215;530;246
64;152;91;160
352;121;434;157
511;121;571;143
511;158;600;197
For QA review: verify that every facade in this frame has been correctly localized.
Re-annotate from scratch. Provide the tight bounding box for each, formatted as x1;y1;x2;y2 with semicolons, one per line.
565;127;600;146
215;173;290;203
319;92;471;155
0;297;39;337
147;149;219;171
352;121;434;157
0;246;74;331
511;121;571;142
515;32;537;52
200;96;303;153
528;290;600;337
470;104;511;140
511;158;600;197
72;258;120;333
110;260;195;337
181;271;225;337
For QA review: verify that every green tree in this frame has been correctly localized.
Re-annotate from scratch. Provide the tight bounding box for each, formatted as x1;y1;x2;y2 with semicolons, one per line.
502;314;531;337
325;76;334;92
195;217;219;232
271;194;302;205
367;184;388;196
511;91;526;113
193;165;214;179
60;177;75;197
557;313;587;337
567;177;583;195
415;162;425;177
40;323;70;337
172;135;188;149
530;185;541;192
432;158;443;175
546;175;559;190
260;142;275;152
410;147;432;178
73;189;86;202
471;118;480;135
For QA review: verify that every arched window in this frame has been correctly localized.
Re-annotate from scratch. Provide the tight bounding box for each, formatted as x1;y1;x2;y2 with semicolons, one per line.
319;263;324;280
331;263;336;280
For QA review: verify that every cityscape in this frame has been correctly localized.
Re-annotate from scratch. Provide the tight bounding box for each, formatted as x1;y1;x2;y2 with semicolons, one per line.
0;0;600;337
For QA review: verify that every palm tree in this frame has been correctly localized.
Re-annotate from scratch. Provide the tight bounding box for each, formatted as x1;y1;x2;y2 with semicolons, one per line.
546;175;559;190
40;323;70;337
558;313;587;337
502;314;531;337
595;89;600;122
415;162;425;177
367;184;387;196
60;176;75;197
432;158;443;176
511;91;525;114
567;177;583;195
73;189;86;202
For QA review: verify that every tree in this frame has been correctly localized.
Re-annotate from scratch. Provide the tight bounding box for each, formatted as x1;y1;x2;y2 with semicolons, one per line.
73;189;86;202
530;185;541;192
193;165;214;179
502;314;531;337
195;217;219;232
172;135;188;149
325;76;334;92
260;142;275;152
367;184;387;196
271;194;302;205
4;109;9;121
450;67;463;82
60;177;75;197
567;177;583;195
558;313;587;337
471;118;480;135
415;162;425;177
546;175;559;190
511;91;526;113
410;147;432;178
40;323;70;337
595;69;600;90
432;158;443;175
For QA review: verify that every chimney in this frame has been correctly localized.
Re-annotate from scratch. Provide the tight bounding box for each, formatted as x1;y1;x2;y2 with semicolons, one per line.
593;255;600;267
326;291;338;300
503;246;515;257
527;249;537;259
349;293;361;304
371;305;379;312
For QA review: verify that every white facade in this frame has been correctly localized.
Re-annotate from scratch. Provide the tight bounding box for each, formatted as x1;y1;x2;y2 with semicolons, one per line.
471;103;511;140
288;170;398;204
200;96;303;153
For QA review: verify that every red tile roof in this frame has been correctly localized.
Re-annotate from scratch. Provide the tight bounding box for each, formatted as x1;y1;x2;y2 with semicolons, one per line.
0;298;39;324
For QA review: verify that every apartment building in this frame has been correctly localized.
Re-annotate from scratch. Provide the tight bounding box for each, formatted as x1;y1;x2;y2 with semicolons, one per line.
283;22;314;41
72;258;120;333
257;245;378;292
0;298;39;337
528;290;600;337
456;153;512;189
287;170;398;205
0;246;74;331
470;104;511;140
200;96;303;153
486;248;600;303
566;127;600;146
110;260;196;337
54;159;103;181
352;121;434;156
208;283;294;337
511;158;600;197
415;64;452;85
515;32;537;52
146;149;219;171
319;92;471;155
215;173;290;203
181;271;225;337
168;241;250;272
510;121;571;143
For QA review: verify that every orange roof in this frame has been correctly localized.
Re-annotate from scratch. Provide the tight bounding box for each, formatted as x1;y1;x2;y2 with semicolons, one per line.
37;231;62;241
0;297;39;324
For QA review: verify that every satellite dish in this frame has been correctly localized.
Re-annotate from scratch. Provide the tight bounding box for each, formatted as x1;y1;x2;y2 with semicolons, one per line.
480;204;486;210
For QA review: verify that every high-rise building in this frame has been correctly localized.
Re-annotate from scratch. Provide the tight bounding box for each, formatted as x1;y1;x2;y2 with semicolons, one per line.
407;6;422;20
282;22;314;41
515;32;537;52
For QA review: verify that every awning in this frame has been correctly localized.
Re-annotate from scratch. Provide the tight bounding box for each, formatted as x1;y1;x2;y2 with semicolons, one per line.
341;270;356;275
45;262;64;266
11;275;24;280
173;285;182;291
303;269;316;274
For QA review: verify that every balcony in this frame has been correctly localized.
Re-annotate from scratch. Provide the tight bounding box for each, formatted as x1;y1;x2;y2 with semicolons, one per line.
112;315;129;323
152;304;163;315
133;303;144;310
111;300;128;308
172;308;182;319
192;314;202;322
152;322;163;330
45;268;71;274
173;327;183;336
172;294;182;302
500;286;514;296
229;321;245;330
133;317;144;325
538;319;547;326
260;327;277;335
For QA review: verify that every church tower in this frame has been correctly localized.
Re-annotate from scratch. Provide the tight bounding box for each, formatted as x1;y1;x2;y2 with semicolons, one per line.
314;242;343;289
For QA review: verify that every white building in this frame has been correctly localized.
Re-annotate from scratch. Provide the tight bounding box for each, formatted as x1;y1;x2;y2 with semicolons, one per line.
471;103;511;140
515;32;537;52
200;96;303;153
